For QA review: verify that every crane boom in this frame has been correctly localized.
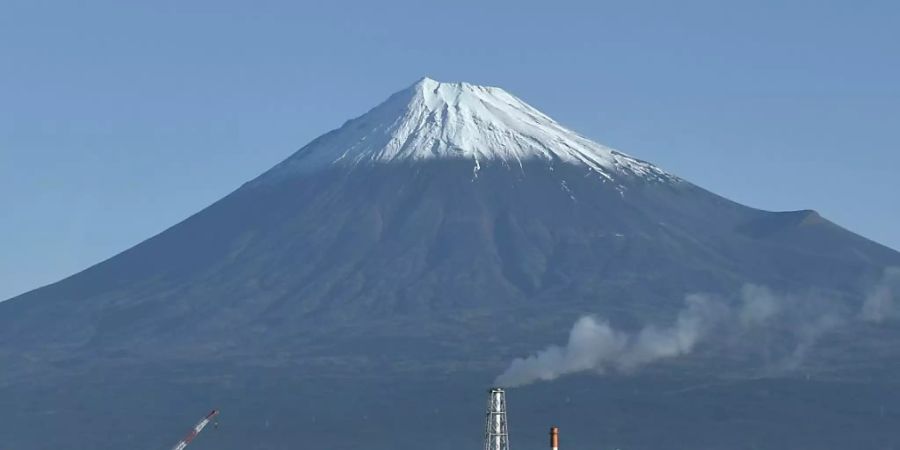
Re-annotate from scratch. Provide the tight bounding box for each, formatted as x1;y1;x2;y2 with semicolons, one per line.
170;409;219;450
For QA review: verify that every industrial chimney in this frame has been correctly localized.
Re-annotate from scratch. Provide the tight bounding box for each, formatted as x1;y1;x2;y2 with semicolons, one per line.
483;388;510;450
549;427;559;450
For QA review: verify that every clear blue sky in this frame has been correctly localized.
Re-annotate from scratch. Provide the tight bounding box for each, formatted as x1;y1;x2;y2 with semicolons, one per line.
2;0;898;301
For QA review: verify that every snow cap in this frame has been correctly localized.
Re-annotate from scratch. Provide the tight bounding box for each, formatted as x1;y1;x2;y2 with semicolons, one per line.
262;77;672;182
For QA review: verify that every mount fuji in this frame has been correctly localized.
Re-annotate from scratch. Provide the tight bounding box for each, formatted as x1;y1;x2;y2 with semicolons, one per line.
2;78;899;450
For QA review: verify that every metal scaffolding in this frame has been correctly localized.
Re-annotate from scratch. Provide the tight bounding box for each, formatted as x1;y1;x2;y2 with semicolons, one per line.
483;388;510;450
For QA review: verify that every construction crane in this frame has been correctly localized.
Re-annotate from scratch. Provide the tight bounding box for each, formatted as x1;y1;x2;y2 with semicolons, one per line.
170;409;219;450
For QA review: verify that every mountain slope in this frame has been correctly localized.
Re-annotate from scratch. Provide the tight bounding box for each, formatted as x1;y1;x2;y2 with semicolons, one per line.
2;78;899;450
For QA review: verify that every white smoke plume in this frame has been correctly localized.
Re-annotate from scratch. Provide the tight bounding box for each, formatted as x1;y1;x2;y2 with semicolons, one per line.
738;284;780;326
496;272;900;388
860;267;900;323
495;295;729;387
777;312;846;371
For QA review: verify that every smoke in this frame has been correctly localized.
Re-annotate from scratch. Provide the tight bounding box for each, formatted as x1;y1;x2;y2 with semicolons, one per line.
493;317;625;386
495;269;900;387
778;313;846;371
495;294;729;387
617;294;728;371
738;284;780;326
860;267;900;323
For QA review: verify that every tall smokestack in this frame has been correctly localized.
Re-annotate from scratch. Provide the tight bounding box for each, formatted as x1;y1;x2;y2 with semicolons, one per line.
549;427;559;450
483;388;510;450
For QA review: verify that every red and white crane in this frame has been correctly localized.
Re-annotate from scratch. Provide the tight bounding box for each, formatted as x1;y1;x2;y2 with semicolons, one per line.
170;409;219;450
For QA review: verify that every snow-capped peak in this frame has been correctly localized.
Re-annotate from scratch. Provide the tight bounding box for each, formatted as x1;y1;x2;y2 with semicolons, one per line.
262;77;674;182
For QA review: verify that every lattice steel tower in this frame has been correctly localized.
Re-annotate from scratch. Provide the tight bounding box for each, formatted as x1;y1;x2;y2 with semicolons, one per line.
483;388;510;450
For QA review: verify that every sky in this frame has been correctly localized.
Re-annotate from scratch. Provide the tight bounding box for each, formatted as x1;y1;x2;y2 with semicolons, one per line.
2;0;898;301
